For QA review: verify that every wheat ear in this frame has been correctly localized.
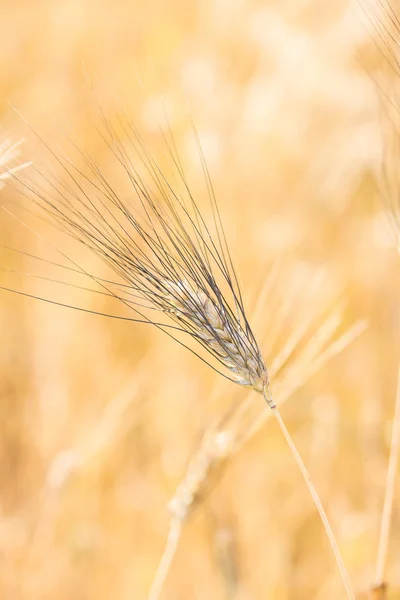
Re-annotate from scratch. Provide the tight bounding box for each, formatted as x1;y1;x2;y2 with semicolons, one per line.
6;114;355;600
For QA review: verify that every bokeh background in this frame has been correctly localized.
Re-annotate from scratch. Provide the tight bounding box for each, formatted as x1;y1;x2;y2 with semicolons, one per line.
0;0;399;598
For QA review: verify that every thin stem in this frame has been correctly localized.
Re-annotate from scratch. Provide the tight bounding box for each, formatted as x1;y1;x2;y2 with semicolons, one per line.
375;364;400;586
271;405;356;600
148;517;182;600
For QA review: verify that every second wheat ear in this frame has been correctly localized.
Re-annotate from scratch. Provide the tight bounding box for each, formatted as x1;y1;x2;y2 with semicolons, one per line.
3;114;354;600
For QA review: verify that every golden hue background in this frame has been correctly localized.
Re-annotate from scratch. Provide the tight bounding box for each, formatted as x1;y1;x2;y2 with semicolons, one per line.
0;0;399;598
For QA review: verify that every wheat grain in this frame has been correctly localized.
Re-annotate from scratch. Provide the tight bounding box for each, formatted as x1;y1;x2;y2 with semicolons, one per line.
165;278;268;393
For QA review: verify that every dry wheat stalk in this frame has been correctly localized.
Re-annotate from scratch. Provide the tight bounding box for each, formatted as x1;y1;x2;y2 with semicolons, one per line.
360;2;400;597
374;368;400;594
0;110;355;600
149;298;365;600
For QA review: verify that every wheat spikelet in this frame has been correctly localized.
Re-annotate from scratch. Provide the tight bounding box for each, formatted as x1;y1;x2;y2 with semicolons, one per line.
168;425;234;522
165;278;268;393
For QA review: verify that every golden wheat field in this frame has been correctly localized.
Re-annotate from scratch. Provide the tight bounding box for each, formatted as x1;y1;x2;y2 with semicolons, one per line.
0;0;399;599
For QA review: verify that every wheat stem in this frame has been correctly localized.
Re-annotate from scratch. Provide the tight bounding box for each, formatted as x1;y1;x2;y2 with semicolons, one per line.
271;405;355;600
148;517;182;600
375;364;400;587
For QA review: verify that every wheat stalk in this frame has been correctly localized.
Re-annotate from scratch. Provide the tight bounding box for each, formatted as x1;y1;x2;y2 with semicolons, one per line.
359;2;400;597
374;365;400;591
1;110;356;600
148;309;365;599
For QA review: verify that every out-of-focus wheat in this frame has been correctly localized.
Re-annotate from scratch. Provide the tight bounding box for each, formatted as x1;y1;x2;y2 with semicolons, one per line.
0;138;29;187
359;2;400;598
155;319;366;597
149;271;363;600
0;1;383;598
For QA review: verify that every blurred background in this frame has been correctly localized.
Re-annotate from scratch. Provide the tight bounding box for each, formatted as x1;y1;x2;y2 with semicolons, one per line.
0;0;399;598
